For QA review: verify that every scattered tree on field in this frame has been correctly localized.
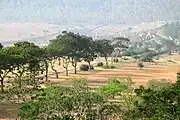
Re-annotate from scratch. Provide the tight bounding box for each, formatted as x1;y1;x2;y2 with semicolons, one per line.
111;37;130;62
95;39;114;67
137;62;144;70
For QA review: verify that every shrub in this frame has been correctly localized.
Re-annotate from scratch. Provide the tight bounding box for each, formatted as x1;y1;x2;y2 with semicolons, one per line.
80;64;94;71
129;79;180;119
103;65;116;69
113;59;119;63
99;77;129;98
137;62;144;69
96;62;104;67
133;55;140;60
140;56;153;62
123;57;129;60
155;57;159;60
148;79;172;90
19;79;121;120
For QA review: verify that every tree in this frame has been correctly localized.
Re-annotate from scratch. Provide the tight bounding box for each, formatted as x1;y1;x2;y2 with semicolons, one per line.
0;51;18;92
47;39;63;78
82;39;98;71
0;43;3;49
48;32;73;76
62;56;70;76
127;73;180;119
137;62;144;70
61;31;84;74
3;42;45;89
48;31;84;76
111;37;130;62
95;39;114;67
41;48;49;81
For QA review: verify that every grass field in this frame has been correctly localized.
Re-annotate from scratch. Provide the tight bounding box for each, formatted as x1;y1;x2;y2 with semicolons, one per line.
1;54;180;119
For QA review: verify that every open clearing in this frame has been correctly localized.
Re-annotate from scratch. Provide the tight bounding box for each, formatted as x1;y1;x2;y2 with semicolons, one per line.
48;62;178;87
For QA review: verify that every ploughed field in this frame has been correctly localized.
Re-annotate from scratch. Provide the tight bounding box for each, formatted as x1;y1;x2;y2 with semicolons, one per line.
47;56;179;87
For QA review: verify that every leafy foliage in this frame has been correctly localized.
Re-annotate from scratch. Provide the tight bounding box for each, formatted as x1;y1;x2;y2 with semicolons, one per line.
137;62;144;69
19;79;121;120
96;62;104;67
99;77;129;98
79;64;94;71
130;80;180;119
148;79;172;90
95;39;114;67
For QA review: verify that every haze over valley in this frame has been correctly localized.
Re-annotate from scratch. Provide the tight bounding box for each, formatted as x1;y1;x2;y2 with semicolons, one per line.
0;0;179;45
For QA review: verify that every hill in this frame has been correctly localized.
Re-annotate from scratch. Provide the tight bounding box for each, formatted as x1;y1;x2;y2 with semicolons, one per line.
0;0;179;25
0;21;166;46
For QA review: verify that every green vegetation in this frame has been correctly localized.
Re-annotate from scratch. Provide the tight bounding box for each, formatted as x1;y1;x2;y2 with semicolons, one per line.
95;39;114;67
1;29;180;120
99;77;130;98
96;62;104;67
137;62;144;70
19;79;120;120
79;64;94;71
18;74;180;120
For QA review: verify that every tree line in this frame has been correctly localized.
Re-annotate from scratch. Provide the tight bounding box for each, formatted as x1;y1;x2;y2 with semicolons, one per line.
0;31;129;93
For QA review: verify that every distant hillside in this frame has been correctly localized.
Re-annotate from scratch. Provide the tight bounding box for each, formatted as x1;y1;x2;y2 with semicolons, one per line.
0;0;179;25
157;22;180;40
0;21;166;46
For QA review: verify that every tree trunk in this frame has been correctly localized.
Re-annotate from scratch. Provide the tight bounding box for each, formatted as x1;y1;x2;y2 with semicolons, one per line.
45;61;48;81
51;67;58;78
55;70;59;78
18;72;24;88
58;58;61;66
0;79;4;93
168;49;172;55
88;61;91;71
72;59;77;74
105;57;108;67
65;68;68;76
100;112;104;120
74;65;77;74
18;77;22;88
32;72;37;89
74;61;77;74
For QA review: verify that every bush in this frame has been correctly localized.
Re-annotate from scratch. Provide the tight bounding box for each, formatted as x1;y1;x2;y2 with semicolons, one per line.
103;65;116;69
96;62;104;67
19;79;121;120
148;79;172;90
140;56;153;62
99;77;129;98
129;79;180;119
113;59;119;63
80;64;94;71
123;57;129;60
137;62;144;69
133;55;140;60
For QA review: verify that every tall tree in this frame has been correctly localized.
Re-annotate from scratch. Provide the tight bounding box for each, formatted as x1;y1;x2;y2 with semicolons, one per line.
82;39;98;71
0;43;3;49
95;39;114;67
111;37;130;61
2;42;45;89
0;51;18;92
